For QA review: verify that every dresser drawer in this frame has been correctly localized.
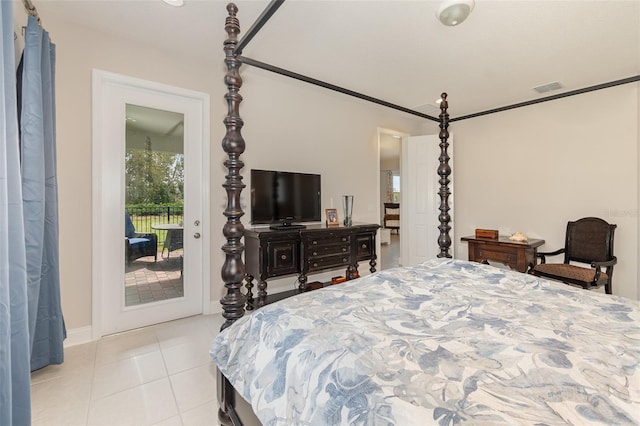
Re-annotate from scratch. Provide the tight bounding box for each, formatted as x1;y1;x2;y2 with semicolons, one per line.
355;234;374;260
266;241;299;277
477;249;516;265
307;243;350;259
304;232;350;246
307;254;351;272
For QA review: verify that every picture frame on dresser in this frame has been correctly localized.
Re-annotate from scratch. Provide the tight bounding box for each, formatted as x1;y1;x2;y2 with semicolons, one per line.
325;208;339;226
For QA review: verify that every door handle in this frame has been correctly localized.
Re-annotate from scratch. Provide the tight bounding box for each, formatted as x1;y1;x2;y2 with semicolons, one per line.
194;232;201;239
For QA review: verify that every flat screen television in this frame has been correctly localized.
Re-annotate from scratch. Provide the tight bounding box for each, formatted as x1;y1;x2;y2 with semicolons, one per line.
250;169;321;226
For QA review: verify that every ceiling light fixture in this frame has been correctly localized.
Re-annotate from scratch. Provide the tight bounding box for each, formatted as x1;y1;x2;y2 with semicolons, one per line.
162;0;184;7
436;0;474;26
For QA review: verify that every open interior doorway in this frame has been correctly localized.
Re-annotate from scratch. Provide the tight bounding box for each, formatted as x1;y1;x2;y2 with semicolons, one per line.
378;129;405;270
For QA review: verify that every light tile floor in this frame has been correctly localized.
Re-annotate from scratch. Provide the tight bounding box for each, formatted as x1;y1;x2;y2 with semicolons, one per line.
381;233;400;270
31;239;398;425
31;314;224;426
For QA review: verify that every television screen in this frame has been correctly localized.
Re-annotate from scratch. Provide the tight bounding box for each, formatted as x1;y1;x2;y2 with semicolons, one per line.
251;169;321;225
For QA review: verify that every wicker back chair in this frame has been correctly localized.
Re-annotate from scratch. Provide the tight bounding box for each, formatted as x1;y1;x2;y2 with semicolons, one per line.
383;203;400;233
531;217;617;294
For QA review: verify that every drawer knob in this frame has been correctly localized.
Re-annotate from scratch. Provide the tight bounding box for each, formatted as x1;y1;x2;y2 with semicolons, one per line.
281;254;287;260
342;238;346;242
313;263;318;267
361;243;367;249
342;258;347;262
313;251;318;256
313;241;318;245
342;248;347;252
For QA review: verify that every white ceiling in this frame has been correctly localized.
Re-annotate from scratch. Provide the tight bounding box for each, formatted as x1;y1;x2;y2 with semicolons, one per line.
32;0;639;118
126;104;184;137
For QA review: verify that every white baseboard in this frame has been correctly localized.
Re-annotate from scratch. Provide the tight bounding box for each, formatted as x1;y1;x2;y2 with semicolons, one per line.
65;304;222;347
64;325;94;348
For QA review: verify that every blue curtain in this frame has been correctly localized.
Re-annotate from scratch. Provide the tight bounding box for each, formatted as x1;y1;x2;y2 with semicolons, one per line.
0;1;31;424
1;6;65;423
20;15;65;371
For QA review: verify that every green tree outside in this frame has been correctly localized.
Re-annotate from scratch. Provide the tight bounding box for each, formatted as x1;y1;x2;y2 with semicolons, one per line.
125;136;184;205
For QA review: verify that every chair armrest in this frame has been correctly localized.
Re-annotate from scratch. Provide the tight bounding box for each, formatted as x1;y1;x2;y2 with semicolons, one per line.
535;248;564;264
591;256;617;269
586;257;616;284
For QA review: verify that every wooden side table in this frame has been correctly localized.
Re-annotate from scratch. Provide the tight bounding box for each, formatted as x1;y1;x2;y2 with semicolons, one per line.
461;236;545;273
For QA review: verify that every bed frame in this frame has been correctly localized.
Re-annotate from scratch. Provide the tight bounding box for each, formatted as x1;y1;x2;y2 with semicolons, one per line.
218;2;451;424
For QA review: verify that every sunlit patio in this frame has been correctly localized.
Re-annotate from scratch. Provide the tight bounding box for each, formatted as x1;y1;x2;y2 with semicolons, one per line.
124;250;183;306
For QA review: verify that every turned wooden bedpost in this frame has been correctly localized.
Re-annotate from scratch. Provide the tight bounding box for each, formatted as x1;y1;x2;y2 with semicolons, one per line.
221;3;246;331
219;4;245;425
437;93;452;258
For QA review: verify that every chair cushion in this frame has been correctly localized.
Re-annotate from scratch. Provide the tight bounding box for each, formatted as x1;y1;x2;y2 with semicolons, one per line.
533;263;608;283
128;237;153;246
125;213;136;238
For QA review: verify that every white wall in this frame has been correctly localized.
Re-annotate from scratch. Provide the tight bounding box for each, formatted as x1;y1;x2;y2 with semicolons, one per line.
33;16;423;329
35;23;213;330
445;84;639;300
230;68;423;293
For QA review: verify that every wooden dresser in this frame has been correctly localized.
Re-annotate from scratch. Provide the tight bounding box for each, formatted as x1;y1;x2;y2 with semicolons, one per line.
461;235;545;273
244;223;380;308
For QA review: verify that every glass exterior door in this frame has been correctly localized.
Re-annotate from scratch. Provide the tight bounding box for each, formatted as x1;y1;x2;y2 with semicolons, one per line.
124;104;185;306
92;70;208;337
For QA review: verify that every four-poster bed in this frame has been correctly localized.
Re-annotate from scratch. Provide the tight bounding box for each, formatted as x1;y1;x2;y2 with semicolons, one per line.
213;3;640;425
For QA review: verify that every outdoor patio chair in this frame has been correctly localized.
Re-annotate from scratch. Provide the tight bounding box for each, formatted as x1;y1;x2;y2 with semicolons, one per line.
125;212;158;265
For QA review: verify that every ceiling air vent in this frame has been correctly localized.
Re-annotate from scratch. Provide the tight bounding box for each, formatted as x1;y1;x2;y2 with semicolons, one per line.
533;82;563;94
413;103;440;115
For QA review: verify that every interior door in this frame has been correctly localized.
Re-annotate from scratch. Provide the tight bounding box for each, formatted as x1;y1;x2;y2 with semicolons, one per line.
92;70;209;337
401;134;454;266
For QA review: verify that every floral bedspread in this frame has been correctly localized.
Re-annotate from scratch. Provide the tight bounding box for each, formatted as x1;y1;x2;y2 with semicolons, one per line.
210;259;640;425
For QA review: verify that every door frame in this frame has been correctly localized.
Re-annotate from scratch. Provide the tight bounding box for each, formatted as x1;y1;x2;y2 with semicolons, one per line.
91;70;210;339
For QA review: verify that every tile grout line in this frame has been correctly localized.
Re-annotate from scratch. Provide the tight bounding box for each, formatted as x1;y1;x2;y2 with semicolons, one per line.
89;352;165;403
155;325;185;426
84;341;99;426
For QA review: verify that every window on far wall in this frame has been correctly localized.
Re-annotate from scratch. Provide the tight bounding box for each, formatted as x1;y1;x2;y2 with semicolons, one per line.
392;174;400;203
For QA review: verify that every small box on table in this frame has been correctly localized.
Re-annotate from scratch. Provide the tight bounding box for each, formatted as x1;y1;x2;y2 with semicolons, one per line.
475;229;499;239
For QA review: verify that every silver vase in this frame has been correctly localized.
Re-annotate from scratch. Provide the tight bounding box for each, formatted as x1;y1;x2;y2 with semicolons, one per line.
342;195;354;227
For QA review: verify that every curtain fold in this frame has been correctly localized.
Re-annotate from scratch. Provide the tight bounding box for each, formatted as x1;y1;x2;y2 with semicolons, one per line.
20;15;65;372
0;9;64;422
0;1;32;424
